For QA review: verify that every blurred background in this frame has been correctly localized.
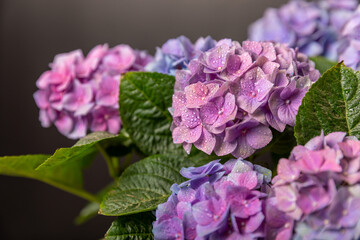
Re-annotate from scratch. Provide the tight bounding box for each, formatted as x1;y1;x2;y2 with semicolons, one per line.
0;0;287;239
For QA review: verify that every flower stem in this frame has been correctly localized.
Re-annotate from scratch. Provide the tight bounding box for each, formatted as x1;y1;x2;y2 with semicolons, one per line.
122;151;133;172
96;143;117;180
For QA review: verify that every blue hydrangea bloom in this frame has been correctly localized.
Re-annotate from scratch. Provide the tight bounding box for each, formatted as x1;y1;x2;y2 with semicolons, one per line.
248;0;357;61
145;36;217;75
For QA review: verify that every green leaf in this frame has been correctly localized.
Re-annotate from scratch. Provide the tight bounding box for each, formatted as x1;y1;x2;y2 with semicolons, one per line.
36;131;128;170
310;56;337;74
119;72;184;156
99;153;220;216
105;212;155;240
0;155;99;202
295;63;360;144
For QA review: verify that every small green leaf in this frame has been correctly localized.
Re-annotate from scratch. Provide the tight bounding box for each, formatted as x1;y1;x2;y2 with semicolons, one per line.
119;72;184;156
295;63;360;144
0;155;99;202
99;153;220;216
36;131;129;170
75;202;100;225
74;131;117;146
105;212;155;240
310;56;337;74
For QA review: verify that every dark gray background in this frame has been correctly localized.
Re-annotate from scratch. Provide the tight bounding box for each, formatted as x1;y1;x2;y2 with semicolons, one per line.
0;0;287;239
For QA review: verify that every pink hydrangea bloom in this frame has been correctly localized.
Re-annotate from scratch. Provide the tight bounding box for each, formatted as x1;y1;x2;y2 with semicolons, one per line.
269;132;360;239
171;40;320;158
34;44;152;139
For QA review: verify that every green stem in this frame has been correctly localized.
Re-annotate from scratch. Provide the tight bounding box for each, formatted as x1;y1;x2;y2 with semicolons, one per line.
122;151;133;172
96;143;117;180
43;179;100;203
112;156;120;176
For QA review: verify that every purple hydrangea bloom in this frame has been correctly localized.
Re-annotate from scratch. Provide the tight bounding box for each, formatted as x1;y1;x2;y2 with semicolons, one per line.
338;7;360;71
153;158;272;240
249;0;358;61
33;44;152;139
269;132;360;239
171;40;319;158
145;36;217;75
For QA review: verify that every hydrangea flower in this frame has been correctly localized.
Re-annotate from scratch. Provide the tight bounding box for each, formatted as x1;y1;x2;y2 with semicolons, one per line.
249;0;358;60
269;132;360;239
33;44;152;139
153;158;272;240
145;35;217;75
171;40;320;158
338;7;360;71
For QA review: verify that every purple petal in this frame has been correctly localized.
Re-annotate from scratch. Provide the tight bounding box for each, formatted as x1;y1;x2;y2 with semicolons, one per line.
153;217;184;240
199;102;218;125
232;135;256;159
246;124;272;150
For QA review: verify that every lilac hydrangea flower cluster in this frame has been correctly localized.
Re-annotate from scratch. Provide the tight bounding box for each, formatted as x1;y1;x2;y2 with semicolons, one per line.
33;44;152;139
269;132;360;239
145;35;217;75
338;6;360;71
249;0;358;60
153;158;272;240
171;39;320;158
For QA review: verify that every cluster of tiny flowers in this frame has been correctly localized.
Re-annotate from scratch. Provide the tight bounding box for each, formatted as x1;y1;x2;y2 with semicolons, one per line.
269;132;360;239
153;158;272;240
338;6;360;71
33;44;152;139
145;35;217;75
171;39;320;158
249;0;358;60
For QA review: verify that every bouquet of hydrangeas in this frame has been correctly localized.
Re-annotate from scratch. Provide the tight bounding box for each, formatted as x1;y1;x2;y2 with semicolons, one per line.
2;0;360;239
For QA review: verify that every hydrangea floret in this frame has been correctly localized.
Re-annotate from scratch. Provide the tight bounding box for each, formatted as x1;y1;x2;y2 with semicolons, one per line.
249;0;358;60
338;6;360;71
268;132;360;239
171;39;320;158
153;158;272;240
145;35;217;75
33;44;152;139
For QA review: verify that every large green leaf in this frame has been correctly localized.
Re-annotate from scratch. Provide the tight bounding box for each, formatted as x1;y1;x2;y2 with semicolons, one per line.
99;152;221;216
310;56;337;75
119;72;184;156
295;63;360;144
105;212;155;240
36;131;129;170
0;155;99;202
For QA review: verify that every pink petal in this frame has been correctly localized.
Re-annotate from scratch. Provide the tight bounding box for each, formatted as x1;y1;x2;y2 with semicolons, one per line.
33;90;49;109
181;108;201;128
173;125;202;144
107;117;121;134
172;92;186;117
55;113;73;135
194;128;216;154
277;158;300;182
